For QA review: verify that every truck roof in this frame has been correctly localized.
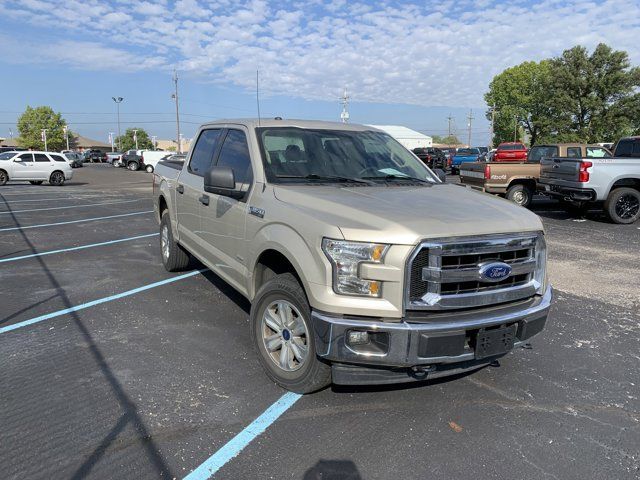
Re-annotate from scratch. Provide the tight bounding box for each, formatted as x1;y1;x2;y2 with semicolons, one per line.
200;118;380;132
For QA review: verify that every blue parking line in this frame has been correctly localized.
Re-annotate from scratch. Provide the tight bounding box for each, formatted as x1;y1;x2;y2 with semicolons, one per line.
0;199;140;215
0;233;159;264
0;269;206;334
184;392;303;480
0;210;153;231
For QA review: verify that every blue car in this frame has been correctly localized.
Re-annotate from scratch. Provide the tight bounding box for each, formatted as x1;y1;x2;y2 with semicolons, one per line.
451;147;481;174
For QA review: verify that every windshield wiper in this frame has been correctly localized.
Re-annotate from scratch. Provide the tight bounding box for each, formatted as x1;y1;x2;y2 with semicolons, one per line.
362;174;433;184
274;174;375;185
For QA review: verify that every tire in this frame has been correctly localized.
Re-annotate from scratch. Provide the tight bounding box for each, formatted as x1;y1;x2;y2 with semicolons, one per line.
604;187;640;224
29;181;44;185
250;273;331;393
49;171;65;186
159;210;190;271
145;165;154;173
506;184;533;208
128;161;139;171
0;170;7;186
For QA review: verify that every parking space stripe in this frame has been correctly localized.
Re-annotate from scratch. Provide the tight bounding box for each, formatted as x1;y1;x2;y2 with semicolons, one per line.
0;199;141;215
0;269;206;334
183;392;302;480
0;210;153;231
0;233;159;264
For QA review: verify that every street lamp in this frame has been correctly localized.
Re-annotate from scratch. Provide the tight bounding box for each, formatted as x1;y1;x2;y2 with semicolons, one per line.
63;125;70;151
112;96;124;150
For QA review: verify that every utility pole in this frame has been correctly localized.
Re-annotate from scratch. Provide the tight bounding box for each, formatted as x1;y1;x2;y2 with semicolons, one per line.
112;96;123;150
63;125;70;151
133;129;139;150
172;69;181;153
179;133;184;153
446;114;454;145
109;132;114;152
9;128;13;139
151;135;157;149
467;109;474;147
514;115;518;142
490;104;496;149
41;129;48;151
340;86;350;123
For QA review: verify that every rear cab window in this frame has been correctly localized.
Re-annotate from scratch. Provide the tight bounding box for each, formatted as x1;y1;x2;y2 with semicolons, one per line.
586;147;612;158
566;147;582;158
528;146;558;163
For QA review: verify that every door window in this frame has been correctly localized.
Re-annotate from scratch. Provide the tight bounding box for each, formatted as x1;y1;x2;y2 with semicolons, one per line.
189;129;222;176
615;140;633;157
566;147;582;158
51;154;67;162
18;153;34;162
215;129;253;189
34;153;50;162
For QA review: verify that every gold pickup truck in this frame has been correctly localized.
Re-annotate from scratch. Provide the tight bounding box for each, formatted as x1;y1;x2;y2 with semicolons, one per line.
459;144;612;207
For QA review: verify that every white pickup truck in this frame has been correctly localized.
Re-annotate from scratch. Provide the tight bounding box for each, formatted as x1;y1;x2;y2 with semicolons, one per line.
153;119;552;392
539;136;640;223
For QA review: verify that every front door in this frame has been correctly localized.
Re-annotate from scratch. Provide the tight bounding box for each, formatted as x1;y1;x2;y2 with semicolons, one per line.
176;128;223;259
11;153;35;180
199;128;253;291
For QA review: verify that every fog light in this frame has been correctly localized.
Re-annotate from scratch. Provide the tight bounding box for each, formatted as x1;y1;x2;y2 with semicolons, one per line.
347;330;370;346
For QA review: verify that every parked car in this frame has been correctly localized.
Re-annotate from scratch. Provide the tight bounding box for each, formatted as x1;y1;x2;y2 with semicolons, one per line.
460;143;612;207
83;149;107;163
539;137;639;223
475;146;489;155
450;147;481;174
64;152;84;168
106;152;122;164
139;150;170;173
0;146;27;153
412;147;447;170
120;149;144;170
0;150;73;186
153;119;551;392
494;142;528;162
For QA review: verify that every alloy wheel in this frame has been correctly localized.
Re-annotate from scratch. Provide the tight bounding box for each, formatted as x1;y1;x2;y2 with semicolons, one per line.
261;300;309;372
615;193;640;220
161;224;170;260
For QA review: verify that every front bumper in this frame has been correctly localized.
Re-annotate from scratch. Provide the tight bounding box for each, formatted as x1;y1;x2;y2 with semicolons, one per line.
312;286;552;384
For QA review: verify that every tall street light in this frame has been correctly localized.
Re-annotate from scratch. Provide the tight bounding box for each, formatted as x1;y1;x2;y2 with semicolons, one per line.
112;96;124;150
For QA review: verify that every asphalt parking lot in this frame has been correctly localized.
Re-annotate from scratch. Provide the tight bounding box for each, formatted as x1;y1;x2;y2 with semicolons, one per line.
1;165;638;480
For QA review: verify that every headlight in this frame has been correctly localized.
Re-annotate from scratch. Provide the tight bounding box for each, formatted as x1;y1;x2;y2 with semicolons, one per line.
534;233;548;294
322;239;389;297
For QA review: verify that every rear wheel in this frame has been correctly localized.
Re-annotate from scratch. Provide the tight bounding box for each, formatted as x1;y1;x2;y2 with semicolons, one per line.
49;171;65;186
605;188;640;224
506;184;533;208
250;273;331;393
160;210;190;271
145;165;154;173
0;170;7;186
29;181;44;185
128;161;139;171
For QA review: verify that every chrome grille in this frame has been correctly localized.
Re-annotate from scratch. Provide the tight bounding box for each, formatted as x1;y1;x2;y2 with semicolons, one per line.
406;234;543;310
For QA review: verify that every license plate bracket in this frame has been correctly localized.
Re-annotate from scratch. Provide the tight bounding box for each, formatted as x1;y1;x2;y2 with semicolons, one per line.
474;325;517;359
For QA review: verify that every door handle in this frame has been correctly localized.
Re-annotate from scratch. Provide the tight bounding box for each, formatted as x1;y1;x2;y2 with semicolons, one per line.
199;194;210;206
176;184;184;194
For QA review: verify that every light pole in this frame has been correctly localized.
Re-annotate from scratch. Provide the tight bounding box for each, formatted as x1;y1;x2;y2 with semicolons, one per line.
151;135;157;149
172;70;181;153
109;132;115;152
41;129;48;151
513;115;518;142
112;96;123;150
133;129;139;150
63;125;70;151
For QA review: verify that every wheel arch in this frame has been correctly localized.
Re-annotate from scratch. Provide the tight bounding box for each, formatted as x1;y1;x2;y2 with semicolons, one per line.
606;176;640;197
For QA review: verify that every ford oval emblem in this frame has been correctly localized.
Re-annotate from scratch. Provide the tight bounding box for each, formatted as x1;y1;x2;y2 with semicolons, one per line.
479;262;512;282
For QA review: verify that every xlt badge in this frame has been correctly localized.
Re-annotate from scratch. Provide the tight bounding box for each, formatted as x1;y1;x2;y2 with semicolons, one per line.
249;206;265;218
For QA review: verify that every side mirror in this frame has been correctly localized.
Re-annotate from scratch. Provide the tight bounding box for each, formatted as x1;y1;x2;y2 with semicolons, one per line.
434;168;446;183
204;165;244;199
13;158;22;162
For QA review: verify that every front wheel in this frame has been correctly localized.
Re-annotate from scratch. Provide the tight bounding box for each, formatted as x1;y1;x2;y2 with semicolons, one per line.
29;181;44;185
145;165;154;173
605;188;640;224
506;184;533;208
49;171;65;186
127;161;139;171
0;170;8;186
250;273;331;393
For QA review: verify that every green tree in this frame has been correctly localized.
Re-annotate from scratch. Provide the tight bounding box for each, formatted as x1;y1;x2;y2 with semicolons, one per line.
115;128;154;151
432;134;461;145
16;106;68;151
549;43;640;143
484;60;553;146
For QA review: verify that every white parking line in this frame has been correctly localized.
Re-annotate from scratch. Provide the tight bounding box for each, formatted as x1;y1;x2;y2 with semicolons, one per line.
0;210;154;231
0;195;126;204
0;199;141;215
0;233;158;264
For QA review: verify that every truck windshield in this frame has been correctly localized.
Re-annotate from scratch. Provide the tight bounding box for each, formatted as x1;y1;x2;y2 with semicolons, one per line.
256;127;438;184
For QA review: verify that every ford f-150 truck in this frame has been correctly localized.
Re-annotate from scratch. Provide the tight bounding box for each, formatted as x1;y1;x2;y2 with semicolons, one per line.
460;144;612;207
153;119;552;392
540;137;640;223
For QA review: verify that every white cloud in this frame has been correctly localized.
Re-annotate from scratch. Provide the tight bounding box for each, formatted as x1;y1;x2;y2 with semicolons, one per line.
1;0;639;107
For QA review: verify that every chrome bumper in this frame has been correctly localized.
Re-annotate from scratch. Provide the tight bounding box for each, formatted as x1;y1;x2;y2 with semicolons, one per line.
312;286;552;368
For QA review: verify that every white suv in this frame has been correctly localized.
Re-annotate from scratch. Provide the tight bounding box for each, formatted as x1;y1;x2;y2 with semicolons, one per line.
0;151;73;186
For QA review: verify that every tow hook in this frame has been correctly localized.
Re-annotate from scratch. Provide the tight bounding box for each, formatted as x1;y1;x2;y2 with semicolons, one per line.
410;365;435;378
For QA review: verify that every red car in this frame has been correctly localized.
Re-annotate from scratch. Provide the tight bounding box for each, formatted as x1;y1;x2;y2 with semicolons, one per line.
494;142;527;161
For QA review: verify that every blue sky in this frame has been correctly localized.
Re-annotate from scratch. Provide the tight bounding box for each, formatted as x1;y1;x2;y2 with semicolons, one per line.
0;0;638;146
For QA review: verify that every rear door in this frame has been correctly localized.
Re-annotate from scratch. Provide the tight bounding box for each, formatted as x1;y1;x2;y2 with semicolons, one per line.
32;153;53;179
198;128;253;291
176;128;223;258
12;153;35;179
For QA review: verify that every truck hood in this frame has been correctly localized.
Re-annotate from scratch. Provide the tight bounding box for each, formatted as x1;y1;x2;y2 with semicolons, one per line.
273;184;543;245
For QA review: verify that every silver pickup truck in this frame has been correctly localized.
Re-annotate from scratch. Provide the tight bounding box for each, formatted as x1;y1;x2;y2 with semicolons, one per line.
153;119;552;392
539;136;640;223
